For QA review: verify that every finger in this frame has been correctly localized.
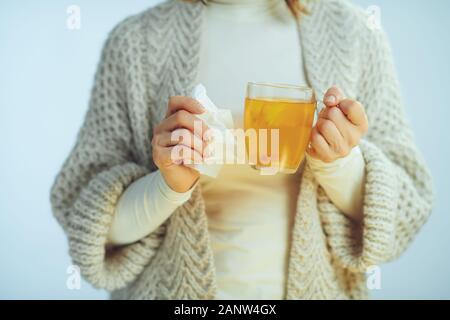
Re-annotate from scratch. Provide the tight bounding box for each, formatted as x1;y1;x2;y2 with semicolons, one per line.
338;99;369;131
323;85;345;107
318;106;327;118
316;118;349;157
306;144;320;159
322;106;359;145
169;144;204;166
166;96;205;117
155;110;209;136
310;127;334;163
157;129;206;156
321;107;356;138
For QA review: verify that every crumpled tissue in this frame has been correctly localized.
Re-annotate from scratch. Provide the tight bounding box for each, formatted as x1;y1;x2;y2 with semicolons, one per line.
189;84;234;178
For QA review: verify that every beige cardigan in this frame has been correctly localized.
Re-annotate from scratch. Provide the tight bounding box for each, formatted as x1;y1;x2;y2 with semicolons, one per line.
50;0;433;299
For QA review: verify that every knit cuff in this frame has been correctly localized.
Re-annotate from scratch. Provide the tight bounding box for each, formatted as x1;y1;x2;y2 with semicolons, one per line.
66;162;166;291
318;139;398;272
306;146;363;173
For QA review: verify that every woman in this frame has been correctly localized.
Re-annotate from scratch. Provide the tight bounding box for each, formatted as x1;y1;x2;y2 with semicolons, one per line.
50;0;433;299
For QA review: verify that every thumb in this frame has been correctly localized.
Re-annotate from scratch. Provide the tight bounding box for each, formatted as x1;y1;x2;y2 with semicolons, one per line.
323;85;345;107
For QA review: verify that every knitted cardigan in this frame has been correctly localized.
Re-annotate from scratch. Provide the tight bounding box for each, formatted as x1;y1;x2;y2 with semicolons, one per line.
50;0;433;299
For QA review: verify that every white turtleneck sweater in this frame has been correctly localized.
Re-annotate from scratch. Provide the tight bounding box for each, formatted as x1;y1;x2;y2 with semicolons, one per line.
107;0;366;300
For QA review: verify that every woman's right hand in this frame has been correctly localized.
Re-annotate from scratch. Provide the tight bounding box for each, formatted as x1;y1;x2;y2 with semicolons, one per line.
152;96;208;193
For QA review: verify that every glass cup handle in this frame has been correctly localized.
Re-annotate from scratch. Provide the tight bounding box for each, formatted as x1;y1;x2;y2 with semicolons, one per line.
313;100;326;126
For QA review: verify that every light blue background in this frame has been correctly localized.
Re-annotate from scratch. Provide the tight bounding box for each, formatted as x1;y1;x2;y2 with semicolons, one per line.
1;0;449;299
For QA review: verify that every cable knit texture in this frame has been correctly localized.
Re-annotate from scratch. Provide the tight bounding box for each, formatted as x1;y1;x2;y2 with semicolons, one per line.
50;0;433;299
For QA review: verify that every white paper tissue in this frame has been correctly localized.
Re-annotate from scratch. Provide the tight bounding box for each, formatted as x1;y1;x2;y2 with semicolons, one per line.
189;84;234;178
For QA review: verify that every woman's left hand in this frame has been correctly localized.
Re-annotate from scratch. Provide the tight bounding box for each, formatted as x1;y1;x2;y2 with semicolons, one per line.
307;86;369;163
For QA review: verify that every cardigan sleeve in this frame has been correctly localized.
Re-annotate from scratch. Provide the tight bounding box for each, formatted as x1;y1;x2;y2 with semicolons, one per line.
318;23;434;273
107;170;194;246
50;20;166;291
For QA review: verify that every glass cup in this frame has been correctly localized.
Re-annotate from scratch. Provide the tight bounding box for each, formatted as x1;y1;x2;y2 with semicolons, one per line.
244;82;317;174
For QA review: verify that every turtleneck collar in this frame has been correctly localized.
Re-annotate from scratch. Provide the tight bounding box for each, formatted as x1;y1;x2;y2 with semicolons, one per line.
204;0;291;23
207;0;280;6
